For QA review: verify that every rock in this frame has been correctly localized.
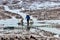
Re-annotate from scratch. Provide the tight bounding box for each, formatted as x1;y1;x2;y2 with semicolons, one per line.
30;35;37;40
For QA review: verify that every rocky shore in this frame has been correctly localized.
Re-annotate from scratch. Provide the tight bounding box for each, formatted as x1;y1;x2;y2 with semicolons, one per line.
0;6;22;20
21;8;60;20
0;28;59;40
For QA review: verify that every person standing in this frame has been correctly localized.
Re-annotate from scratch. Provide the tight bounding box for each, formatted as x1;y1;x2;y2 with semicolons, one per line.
26;14;30;31
20;18;23;26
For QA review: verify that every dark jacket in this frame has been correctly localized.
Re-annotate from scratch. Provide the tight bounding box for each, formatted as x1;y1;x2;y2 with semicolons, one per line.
26;15;30;21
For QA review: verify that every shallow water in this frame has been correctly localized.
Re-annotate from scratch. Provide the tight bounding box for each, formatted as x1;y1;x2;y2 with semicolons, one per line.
0;17;18;27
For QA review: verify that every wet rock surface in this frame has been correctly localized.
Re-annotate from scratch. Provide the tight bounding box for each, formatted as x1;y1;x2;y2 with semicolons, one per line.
0;6;23;20
0;28;59;40
0;0;59;40
22;8;60;20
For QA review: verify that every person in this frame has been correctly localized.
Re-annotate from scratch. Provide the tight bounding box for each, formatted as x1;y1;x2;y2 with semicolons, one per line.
21;18;23;26
26;14;30;31
18;18;23;26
